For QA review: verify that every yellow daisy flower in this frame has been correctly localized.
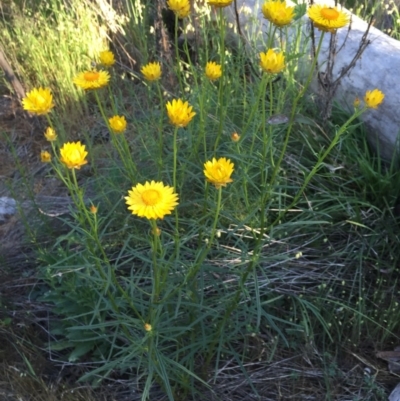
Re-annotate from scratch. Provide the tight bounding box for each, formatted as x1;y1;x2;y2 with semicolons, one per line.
204;157;234;189
40;150;52;163
261;0;294;27
99;50;115;67
260;49;285;74
125;181;179;220
205;61;222;81
44;127;57;142
364;89;385;109
308;4;349;32
60;141;88;169
167;0;190;18
207;0;233;8
141;62;162;81
109;115;127;134
73;70;110;90
22;88;54;115
166;99;196;127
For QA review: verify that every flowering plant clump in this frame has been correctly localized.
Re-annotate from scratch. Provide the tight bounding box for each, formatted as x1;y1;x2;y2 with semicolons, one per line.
22;88;54;115
204;157;234;189
260;49;286;74
308;4;349;32
73;70;110;90
364;89;385;109
40;150;52;163
125;181;179;220
141;62;162;81
60;141;88;169
207;0;233;8
44;127;57;141
167;0;190;18
205;61;222;81
166;99;196;127
99;50;115;67
261;0;294;27
109;115;127;133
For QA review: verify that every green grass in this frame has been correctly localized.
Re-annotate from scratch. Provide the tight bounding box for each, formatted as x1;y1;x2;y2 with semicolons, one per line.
1;1;400;400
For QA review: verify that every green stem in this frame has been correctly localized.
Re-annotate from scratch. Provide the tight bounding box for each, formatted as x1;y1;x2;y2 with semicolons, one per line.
68;169;144;329
268;32;326;189
213;8;226;153
174;13;184;93
156;82;164;177
271;107;367;225
172;126;179;191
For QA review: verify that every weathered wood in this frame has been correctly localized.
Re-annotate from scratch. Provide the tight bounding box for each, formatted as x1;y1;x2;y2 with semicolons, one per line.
0;44;25;100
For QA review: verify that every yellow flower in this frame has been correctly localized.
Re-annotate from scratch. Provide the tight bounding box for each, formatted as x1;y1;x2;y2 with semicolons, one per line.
90;204;98;214
204;157;234;189
99;50;115;67
109;115;127;134
125;181;179;220
308;4;349;32
205;61;222;81
364;89;385;109
166;99;196;127
73;70;110;90
44;127;57;141
60;141;88;169
231;132;240;142
141;62;162;81
144;323;152;332
207;0;233;7
22;88;54;115
167;0;190;18
260;49;285;74
40;150;52;163
261;1;294;27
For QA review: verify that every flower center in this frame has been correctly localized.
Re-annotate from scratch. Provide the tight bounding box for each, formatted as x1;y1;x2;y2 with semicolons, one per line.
215;166;225;178
142;189;161;206
84;71;100;81
70;149;81;162
320;7;339;20
37;95;46;105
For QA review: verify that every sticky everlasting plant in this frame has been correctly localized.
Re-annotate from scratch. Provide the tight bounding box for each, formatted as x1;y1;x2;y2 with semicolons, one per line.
205;61;222;81
59;141;88;169
99;50;116;67
207;0;234;8
167;0;191;18
13;2;396;400
261;0;295;27
22;88;54;115
259;49;286;74
166;99;196;127
109;115;127;133
44;127;57;141
141;62;162;81
125;181;179;220
364;89;385;108
73;70;110;90
204;157;234;189
308;4;350;32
